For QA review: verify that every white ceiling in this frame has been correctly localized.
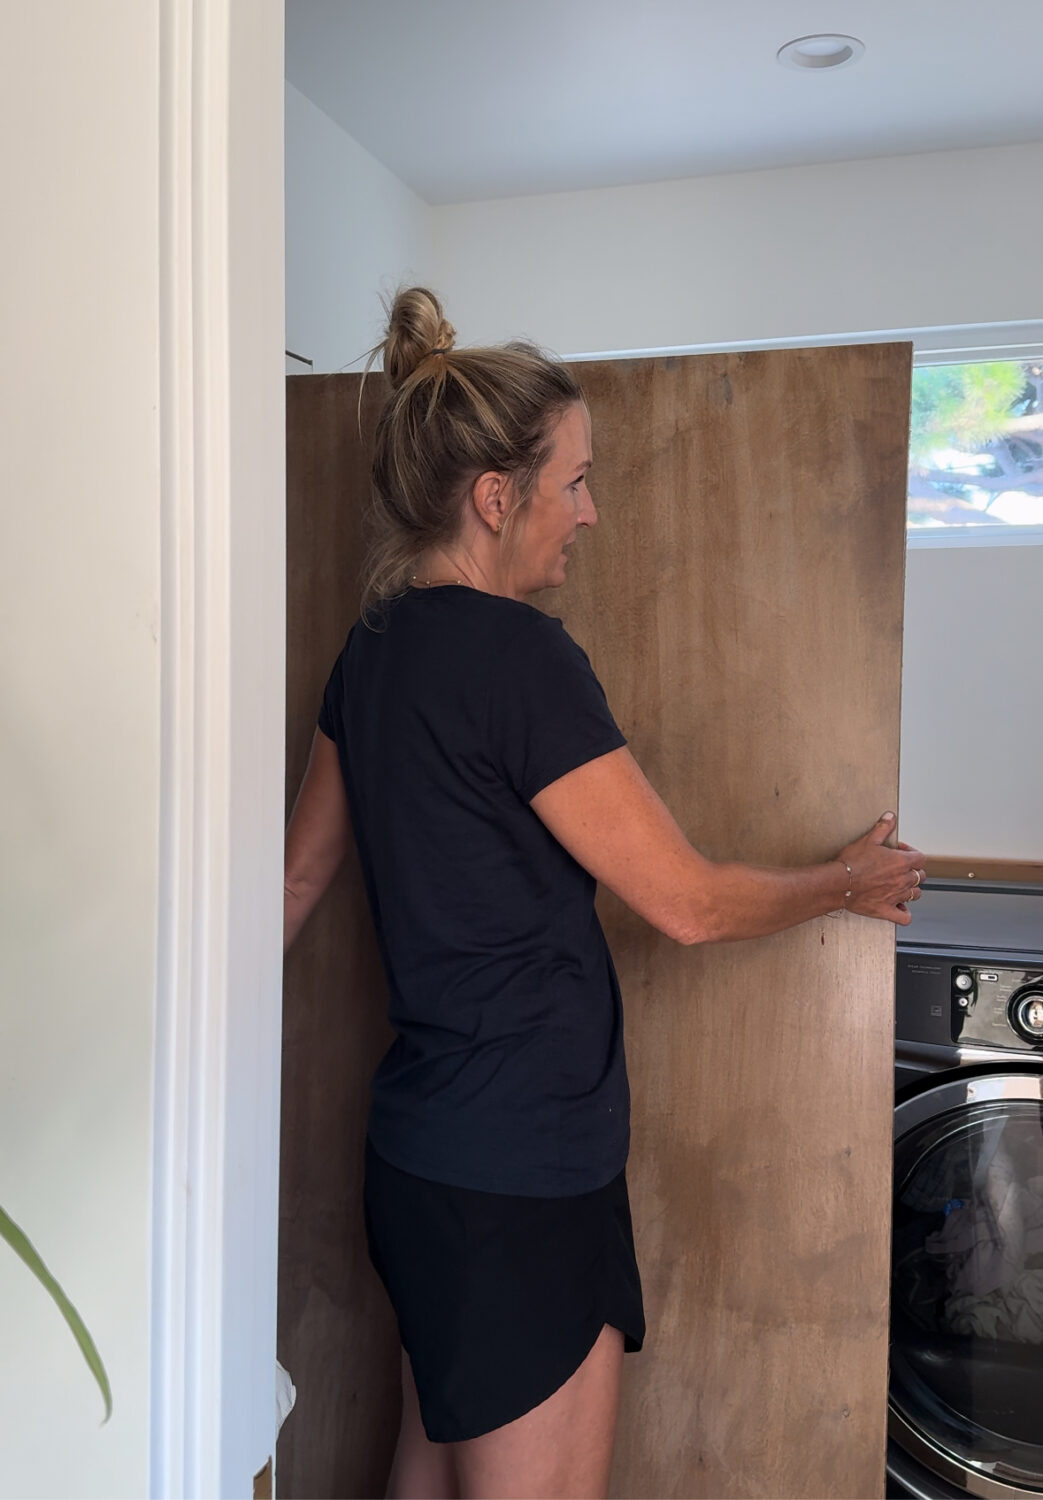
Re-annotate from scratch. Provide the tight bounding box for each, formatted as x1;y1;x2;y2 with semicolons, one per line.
285;0;1043;205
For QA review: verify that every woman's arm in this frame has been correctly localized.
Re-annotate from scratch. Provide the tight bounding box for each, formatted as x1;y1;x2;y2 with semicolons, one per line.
284;728;353;953
530;746;924;944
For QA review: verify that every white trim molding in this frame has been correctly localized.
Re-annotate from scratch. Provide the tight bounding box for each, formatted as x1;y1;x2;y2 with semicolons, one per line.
152;1;285;1495
564;319;1043;365
153;0;231;1492
907;524;1043;550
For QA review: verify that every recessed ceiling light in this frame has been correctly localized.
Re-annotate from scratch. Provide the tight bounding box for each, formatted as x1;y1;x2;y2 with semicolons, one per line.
777;34;865;71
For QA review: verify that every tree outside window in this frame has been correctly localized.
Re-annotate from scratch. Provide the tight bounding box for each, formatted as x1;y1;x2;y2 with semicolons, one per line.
908;360;1043;530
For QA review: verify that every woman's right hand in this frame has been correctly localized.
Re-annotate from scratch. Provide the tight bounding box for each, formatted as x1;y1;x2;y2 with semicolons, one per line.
838;814;926;925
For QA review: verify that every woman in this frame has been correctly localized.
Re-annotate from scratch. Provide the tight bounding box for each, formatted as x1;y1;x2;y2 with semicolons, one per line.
284;287;925;1500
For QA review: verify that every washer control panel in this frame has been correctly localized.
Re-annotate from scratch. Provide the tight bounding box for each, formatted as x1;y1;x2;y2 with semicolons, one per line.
897;948;1043;1053
950;964;1043;1048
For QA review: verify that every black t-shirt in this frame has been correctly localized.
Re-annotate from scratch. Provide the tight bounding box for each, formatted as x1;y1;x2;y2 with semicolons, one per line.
317;585;630;1196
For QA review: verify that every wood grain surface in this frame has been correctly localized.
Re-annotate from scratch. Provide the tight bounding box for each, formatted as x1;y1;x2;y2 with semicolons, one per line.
278;343;912;1498
550;346;911;1499
278;372;400;1500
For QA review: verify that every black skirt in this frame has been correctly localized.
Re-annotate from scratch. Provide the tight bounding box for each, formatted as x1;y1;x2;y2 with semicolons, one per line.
363;1139;645;1443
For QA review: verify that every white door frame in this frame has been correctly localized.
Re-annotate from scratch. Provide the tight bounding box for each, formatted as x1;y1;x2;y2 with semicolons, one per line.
152;1;285;1494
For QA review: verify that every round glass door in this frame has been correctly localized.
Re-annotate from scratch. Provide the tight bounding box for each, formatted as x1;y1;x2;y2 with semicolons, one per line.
890;1075;1043;1493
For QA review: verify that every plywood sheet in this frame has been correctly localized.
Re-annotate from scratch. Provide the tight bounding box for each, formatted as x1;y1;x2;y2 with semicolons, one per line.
278;373;400;1500
551;346;911;1499
278;342;911;1499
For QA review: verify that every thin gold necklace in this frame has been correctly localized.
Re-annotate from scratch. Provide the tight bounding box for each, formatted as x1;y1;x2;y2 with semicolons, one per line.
410;574;472;588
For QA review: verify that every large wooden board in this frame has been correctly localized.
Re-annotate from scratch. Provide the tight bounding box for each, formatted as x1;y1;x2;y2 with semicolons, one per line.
552;347;910;1498
278;343;911;1498
278;373;400;1500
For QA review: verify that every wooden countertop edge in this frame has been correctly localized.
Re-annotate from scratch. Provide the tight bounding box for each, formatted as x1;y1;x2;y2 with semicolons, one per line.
923;856;1043;884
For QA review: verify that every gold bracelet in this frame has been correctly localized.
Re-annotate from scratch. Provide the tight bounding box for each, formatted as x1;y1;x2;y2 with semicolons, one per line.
826;861;854;919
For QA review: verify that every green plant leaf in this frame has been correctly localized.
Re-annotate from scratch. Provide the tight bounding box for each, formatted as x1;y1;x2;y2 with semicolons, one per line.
1;1203;112;1423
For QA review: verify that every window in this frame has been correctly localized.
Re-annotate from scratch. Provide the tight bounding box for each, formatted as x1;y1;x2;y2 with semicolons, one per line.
908;358;1043;543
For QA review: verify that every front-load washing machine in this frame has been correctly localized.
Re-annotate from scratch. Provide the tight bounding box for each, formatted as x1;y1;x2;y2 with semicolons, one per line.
889;881;1043;1499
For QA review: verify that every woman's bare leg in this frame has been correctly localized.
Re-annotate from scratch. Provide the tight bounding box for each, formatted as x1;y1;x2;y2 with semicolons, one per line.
386;1349;458;1500
453;1324;624;1500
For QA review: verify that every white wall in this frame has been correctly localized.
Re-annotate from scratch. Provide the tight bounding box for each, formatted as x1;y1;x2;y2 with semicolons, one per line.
902;545;1043;860
285;82;434;372
0;5;159;1495
425;143;1043;860
430;142;1043;356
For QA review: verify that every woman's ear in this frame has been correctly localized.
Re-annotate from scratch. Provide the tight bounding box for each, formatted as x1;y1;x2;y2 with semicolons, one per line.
470;470;511;535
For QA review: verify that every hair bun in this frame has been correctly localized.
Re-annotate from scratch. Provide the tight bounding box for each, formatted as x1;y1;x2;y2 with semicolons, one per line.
382;286;456;391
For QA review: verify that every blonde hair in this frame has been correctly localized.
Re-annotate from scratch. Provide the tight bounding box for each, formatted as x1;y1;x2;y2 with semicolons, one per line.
361;287;582;618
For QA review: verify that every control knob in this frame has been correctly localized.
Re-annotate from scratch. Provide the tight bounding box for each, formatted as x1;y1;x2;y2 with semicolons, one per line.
1009;988;1043;1045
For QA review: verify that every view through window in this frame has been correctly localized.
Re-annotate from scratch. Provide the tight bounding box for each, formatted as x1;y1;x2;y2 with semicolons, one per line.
908;359;1043;532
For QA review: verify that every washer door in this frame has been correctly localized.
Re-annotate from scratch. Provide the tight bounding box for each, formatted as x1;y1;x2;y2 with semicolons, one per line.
890;1072;1043;1497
